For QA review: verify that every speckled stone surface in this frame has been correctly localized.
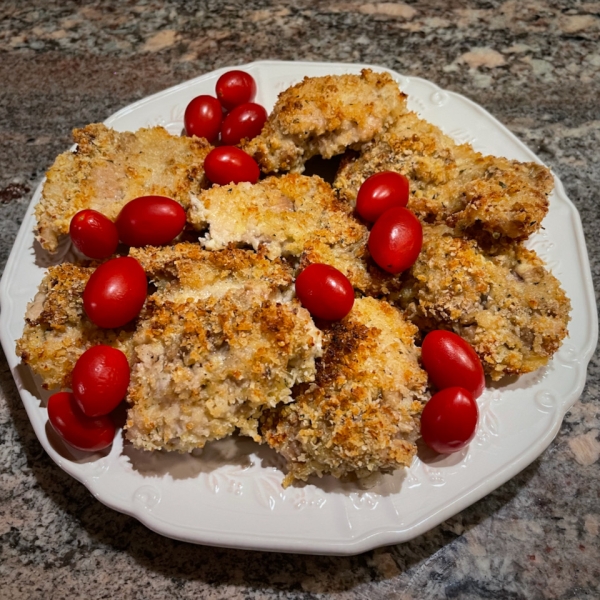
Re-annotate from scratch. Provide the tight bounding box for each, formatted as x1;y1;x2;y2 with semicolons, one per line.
0;1;599;598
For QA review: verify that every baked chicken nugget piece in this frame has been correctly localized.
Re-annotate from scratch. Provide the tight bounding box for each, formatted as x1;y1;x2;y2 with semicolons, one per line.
397;225;570;380
334;112;553;244
126;287;322;452
16;264;136;390
188;174;401;296
260;297;428;487
130;242;294;304
243;69;408;174
36;124;213;252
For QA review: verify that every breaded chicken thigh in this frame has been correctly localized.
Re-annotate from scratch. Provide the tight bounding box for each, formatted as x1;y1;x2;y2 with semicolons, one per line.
335;112;553;244
260;297;428;486
125;244;322;451
16;263;135;390
36;124;212;252
130;242;294;304
188;174;401;297
243;69;408;173
397;225;571;380
127;287;320;452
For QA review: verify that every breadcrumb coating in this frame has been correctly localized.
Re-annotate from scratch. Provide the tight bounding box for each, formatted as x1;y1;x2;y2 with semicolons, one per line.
334;112;553;244
397;225;571;380
126;289;321;452
36;124;213;252
20;69;572;484
16;264;136;390
260;297;428;486
188;173;401;296
130;242;294;304
243;69;408;174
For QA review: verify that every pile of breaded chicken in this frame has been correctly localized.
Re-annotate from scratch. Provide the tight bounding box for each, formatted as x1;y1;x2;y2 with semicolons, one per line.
17;70;570;487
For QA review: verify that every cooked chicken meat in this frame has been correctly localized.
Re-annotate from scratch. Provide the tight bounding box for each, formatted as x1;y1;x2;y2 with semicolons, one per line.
334;112;553;244
130;242;294;304
36;124;213;252
243;69;408;174
260;297;428;486
16;263;136;390
125;244;322;451
127;286;321;452
188;173;401;296
397;225;571;380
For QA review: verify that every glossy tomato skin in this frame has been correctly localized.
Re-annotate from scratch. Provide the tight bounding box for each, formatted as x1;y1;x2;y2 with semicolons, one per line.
184;95;223;143
72;346;130;417
295;263;354;321
220;102;268;146
69;209;119;259
48;391;115;452
115;196;186;247
356;171;410;223
421;330;486;398
216;70;257;111
368;206;423;274
83;257;147;329
204;146;260;185
420;387;478;454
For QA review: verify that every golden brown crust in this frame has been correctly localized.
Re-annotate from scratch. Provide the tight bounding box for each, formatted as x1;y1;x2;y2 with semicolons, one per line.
243;69;408;173
130;242;294;303
21;70;572;484
397;225;571;380
16;264;136;389
260;297;428;486
188;173;401;296
334;112;553;244
126;290;321;452
36;124;213;252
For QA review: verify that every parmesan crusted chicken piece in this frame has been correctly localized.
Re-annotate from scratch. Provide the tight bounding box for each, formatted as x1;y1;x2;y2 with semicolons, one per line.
334;112;553;244
125;244;322;451
126;286;321;452
36;124;212;252
16;264;136;390
397;225;571;380
188;173;401;296
260;297;428;487
130;242;294;304
243;69;408;174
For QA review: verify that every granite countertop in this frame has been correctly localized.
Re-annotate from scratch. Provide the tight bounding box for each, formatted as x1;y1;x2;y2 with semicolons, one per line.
1;1;599;598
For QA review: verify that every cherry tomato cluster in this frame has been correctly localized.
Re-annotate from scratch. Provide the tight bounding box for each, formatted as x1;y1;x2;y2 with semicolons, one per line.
48;344;130;452
420;330;485;454
184;70;265;186
185;70;264;144
355;171;423;275
61;195;175;451
294;173;421;334
70;195;187;260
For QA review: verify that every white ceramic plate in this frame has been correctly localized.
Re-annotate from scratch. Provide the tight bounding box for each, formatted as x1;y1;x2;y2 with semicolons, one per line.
0;61;596;555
